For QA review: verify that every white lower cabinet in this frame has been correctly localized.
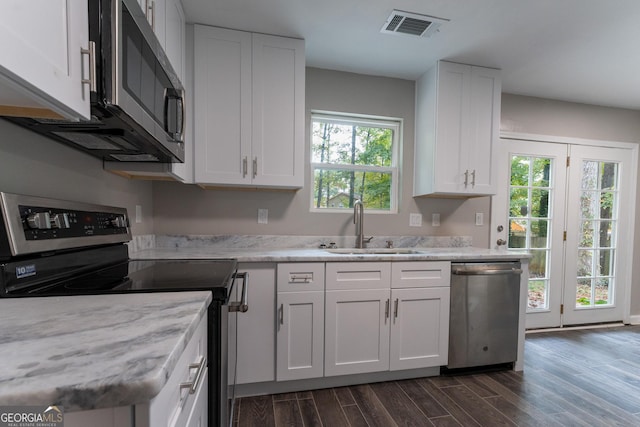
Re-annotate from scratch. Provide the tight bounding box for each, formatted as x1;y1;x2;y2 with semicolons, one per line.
228;263;276;385
65;313;208;427
324;261;450;377
325;288;391;376
276;263;325;381
389;287;450;370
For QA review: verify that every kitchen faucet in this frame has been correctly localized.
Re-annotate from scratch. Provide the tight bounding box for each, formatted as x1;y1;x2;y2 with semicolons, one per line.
353;199;373;248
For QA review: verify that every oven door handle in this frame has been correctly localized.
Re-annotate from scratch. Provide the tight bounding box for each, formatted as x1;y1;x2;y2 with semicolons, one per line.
229;272;249;313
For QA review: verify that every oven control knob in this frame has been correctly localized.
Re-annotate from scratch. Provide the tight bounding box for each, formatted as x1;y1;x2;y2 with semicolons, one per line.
110;216;128;228
51;213;70;229
26;212;51;229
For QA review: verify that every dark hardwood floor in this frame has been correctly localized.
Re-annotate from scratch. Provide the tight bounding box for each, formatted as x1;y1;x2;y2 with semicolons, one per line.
235;325;640;426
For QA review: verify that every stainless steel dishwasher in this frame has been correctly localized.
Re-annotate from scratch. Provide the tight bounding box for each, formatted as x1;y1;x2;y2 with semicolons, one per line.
447;262;522;370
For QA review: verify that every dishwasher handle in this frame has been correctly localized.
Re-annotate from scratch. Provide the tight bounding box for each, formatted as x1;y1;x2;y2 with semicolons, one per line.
452;264;522;276
453;268;522;276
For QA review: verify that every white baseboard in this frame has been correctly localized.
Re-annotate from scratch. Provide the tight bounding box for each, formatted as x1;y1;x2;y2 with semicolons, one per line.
628;315;640;325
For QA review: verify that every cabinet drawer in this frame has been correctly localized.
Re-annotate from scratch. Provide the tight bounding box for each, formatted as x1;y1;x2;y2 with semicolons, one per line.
326;262;391;290
391;261;451;288
277;263;325;292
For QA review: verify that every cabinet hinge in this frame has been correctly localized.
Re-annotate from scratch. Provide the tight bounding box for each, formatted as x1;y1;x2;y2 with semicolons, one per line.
563;231;567;241
560;304;564;315
566;156;570;167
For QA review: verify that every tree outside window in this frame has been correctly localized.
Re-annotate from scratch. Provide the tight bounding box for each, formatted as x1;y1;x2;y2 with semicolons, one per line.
310;112;400;213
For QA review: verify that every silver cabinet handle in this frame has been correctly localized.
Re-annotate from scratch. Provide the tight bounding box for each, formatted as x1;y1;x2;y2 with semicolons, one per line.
242;157;248;178
253;157;258;178
385;299;390;320
80;41;96;95
471;169;476;187
229;272;249;313
279;303;284;325
394;298;399;320
290;275;312;283
148;0;156;31
179;355;206;395
464;170;469;187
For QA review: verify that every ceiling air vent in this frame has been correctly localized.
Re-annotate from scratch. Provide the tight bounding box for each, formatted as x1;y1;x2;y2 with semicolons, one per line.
381;10;448;38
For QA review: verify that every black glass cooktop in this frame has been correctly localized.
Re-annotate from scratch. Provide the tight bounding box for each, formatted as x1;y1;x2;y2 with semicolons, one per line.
1;249;237;301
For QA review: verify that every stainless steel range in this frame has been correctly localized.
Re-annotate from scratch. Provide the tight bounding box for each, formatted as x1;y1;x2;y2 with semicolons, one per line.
0;192;244;427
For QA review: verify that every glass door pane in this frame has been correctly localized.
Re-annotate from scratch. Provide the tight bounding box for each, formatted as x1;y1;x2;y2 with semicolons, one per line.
508;156;553;310
563;145;632;325
492;139;567;329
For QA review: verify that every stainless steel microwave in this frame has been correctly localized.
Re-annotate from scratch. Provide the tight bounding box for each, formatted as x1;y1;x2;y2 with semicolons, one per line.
6;0;185;163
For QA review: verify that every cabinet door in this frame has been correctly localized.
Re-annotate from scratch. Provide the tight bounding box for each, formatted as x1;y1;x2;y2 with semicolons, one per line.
228;263;276;385
389;287;450;371
164;0;185;82
0;0;90;120
432;61;470;194
325;289;390;376
251;34;305;188
276;291;324;381
194;25;252;185
466;66;501;195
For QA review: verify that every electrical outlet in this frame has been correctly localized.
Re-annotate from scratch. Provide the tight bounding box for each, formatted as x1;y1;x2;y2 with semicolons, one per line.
258;208;268;224
432;213;440;227
475;212;484;226
409;213;422;227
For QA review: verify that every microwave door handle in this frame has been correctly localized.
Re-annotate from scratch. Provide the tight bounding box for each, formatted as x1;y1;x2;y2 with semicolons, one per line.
163;88;184;142
178;90;185;142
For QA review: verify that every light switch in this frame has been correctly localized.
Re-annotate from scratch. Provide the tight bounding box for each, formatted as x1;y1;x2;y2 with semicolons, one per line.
475;212;484;226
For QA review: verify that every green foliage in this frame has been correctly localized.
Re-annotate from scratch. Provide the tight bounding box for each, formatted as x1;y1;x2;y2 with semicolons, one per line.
312;120;394;210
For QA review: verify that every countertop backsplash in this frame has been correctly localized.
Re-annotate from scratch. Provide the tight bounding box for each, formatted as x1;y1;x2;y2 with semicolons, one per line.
149;234;473;250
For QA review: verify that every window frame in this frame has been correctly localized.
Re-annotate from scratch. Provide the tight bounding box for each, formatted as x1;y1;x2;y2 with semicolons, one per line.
309;110;401;214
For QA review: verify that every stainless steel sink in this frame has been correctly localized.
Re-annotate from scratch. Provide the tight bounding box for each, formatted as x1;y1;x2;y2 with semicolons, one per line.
325;248;423;255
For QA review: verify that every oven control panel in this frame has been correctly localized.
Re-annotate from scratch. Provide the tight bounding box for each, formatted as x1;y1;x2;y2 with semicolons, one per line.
0;192;131;258
20;205;129;240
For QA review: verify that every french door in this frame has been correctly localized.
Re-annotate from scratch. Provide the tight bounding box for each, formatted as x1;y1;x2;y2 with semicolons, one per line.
492;138;635;329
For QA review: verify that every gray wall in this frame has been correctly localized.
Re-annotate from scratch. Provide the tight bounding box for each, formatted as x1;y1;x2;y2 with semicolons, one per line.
152;68;492;245
501;93;640;318
0;119;154;235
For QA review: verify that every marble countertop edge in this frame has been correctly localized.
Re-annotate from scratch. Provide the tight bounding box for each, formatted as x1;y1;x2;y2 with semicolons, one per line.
0;291;212;412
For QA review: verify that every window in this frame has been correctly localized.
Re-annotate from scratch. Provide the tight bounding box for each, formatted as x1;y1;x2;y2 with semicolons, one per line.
310;112;400;213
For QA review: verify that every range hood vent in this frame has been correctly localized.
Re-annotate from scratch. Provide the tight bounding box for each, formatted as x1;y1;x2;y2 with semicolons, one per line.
381;10;448;38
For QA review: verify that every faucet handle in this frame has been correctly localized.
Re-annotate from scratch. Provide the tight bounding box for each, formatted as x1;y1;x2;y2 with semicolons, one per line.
385;240;393;248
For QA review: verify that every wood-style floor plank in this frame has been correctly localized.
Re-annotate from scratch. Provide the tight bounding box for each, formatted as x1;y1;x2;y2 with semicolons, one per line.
238;394;275;427
349;384;397;427
396;379;449;418
273;400;303;427
311;388;350;427
235;325;640;427
369;381;433;426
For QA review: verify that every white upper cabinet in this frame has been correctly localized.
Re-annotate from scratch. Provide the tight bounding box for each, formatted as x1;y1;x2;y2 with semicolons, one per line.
0;0;90;120
193;25;305;189
143;0;184;82
414;61;501;197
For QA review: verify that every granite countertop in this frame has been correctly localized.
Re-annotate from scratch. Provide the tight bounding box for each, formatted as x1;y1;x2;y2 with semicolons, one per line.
0;291;212;412
130;246;529;262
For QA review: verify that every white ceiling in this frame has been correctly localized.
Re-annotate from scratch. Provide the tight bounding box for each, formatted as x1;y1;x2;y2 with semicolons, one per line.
182;0;640;110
